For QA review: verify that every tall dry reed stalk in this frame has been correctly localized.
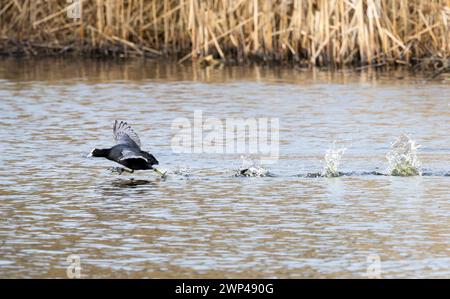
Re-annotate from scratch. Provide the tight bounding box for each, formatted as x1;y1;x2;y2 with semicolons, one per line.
0;0;449;66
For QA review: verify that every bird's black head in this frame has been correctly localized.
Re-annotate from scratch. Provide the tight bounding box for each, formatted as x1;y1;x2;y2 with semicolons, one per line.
88;148;109;158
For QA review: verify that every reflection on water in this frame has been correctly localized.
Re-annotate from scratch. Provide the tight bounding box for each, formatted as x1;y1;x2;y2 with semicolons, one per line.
0;58;449;278
111;179;159;188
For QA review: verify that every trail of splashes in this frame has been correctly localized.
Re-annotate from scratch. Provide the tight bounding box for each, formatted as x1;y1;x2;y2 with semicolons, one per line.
164;165;192;177
322;141;347;178
107;165;191;179
234;156;270;177
386;134;422;176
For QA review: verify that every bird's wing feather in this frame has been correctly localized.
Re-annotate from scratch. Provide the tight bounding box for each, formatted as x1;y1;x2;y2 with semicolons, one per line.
113;120;142;148
119;149;148;162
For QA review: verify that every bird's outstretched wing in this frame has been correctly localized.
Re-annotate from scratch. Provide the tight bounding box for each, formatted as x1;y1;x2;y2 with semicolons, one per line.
113;120;142;148
119;149;148;162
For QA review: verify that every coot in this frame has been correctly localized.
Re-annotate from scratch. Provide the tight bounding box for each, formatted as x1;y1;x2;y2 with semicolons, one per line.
89;121;163;175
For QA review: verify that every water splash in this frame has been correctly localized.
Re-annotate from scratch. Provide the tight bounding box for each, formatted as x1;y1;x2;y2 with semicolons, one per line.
321;142;347;177
235;156;270;177
159;165;192;178
170;165;191;177
386;134;422;176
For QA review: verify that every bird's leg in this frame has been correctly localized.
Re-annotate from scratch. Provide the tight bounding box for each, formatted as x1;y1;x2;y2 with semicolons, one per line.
123;168;134;174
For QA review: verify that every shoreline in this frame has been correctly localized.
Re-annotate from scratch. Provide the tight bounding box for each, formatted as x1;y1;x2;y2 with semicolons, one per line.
1;39;448;79
1;0;448;75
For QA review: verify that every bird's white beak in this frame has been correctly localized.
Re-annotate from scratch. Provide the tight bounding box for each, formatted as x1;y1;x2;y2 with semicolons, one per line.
87;148;95;158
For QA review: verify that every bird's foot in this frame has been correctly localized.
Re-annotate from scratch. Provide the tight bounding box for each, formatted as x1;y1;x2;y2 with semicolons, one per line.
108;167;134;175
153;167;167;178
108;167;124;174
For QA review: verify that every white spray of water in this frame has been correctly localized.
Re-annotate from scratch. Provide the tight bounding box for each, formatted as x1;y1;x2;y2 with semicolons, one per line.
164;165;191;177
236;156;269;177
322;141;347;177
386;134;422;176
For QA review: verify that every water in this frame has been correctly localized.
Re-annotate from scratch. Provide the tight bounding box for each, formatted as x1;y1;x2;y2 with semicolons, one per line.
0;58;449;278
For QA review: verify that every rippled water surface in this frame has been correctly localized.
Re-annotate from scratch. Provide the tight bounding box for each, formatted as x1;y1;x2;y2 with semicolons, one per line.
0;58;449;278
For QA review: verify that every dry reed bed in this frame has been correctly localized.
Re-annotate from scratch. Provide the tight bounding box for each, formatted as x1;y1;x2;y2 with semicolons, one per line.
0;0;449;67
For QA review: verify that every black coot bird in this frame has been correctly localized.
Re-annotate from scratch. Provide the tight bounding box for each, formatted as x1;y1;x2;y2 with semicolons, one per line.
89;121;164;176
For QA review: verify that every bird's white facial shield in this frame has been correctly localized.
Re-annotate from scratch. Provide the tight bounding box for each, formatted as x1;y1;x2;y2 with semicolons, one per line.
87;148;96;158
